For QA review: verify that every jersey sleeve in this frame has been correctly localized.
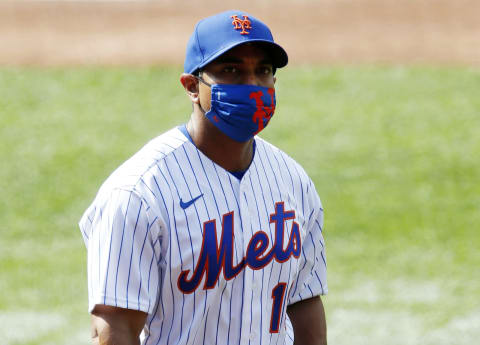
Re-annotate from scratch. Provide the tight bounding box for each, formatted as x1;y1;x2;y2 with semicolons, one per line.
79;188;161;314
288;180;327;305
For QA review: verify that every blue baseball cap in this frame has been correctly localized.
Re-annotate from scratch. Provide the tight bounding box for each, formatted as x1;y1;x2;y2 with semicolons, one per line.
184;10;288;75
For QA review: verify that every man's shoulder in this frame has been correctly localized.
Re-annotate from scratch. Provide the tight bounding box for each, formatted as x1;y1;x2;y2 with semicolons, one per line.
255;137;312;183
97;126;188;199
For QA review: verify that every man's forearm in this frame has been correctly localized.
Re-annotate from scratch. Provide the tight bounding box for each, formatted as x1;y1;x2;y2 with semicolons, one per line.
91;305;147;345
287;296;327;345
94;328;140;345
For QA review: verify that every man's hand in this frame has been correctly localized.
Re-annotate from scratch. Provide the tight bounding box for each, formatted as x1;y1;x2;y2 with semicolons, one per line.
287;296;327;345
91;305;148;345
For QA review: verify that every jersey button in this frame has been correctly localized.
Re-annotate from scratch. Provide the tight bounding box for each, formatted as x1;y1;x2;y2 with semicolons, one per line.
249;332;257;341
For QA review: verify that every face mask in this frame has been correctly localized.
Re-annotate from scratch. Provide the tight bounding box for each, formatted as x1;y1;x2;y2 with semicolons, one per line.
197;78;276;142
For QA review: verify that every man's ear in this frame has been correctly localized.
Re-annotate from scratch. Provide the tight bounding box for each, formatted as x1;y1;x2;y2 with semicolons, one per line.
180;73;200;104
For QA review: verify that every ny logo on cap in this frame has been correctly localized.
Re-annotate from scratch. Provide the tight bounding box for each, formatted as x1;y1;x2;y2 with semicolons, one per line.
231;15;252;35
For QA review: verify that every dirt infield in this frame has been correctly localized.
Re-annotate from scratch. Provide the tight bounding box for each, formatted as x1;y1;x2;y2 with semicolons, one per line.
1;0;479;66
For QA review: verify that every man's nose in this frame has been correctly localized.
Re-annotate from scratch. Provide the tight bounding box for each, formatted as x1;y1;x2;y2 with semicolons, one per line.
243;70;260;86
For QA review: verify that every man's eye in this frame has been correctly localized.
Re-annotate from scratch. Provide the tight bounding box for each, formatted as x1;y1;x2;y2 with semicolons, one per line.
223;66;237;73
260;67;273;75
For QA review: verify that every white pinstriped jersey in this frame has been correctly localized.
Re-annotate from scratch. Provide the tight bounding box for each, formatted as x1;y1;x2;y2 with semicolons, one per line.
79;127;327;345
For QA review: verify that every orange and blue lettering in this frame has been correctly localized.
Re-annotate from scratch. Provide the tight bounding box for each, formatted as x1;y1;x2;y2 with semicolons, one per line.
177;202;302;294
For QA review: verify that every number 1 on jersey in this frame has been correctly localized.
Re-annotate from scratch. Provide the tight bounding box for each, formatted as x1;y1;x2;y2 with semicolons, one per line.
270;282;287;333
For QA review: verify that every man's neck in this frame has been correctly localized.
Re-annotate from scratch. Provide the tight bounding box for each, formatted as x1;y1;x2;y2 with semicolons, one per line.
186;114;254;173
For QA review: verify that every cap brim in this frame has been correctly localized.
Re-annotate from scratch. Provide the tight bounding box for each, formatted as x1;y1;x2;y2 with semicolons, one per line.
194;39;288;74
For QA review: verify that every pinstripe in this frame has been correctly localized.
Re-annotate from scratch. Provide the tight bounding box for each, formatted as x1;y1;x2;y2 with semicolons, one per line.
137;213;151;309
308;231;323;293
314;219;325;249
81;223;89;241
161;199;176;345
315;271;325;295
202;309;210;345
287;328;294;342
306;283;314;298
215;281;229;345
113;191;132;306
291;163;305;217
307;209;315;226
139;178;160;203
277;152;295;197
126;202;143;309
320;252;327;279
98;208;103;300
142;236;157;313
144;242;163;345
190;308;207;345
249;268;255;345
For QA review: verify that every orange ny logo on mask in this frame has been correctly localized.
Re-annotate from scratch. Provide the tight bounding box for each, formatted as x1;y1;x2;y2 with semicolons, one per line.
250;88;276;135
231;15;252;35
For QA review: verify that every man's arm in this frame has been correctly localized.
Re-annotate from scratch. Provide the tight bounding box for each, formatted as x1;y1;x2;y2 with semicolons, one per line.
287;296;327;345
91;305;148;345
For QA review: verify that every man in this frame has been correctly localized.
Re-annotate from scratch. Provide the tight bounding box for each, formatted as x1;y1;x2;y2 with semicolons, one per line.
79;10;327;345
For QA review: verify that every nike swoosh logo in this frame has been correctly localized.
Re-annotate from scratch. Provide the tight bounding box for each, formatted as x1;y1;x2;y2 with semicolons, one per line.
180;194;204;209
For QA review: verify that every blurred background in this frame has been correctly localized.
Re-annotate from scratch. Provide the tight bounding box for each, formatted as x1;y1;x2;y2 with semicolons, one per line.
1;1;479;344
1;0;479;66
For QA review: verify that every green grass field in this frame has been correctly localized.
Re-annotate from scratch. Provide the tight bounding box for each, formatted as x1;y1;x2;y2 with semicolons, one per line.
1;66;479;344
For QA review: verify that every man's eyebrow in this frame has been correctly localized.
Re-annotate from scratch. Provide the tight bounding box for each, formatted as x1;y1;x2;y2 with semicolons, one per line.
212;56;274;66
212;56;243;64
259;58;274;66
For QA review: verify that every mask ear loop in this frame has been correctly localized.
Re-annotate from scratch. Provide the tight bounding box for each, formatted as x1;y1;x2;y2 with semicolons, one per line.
195;75;213;88
194;74;213;115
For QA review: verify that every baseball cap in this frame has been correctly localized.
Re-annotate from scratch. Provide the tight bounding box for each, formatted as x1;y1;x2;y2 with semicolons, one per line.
184;10;288;75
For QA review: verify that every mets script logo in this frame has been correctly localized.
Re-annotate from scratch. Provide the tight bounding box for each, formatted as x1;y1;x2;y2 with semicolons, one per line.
250;88;276;134
231;15;252;35
177;202;301;293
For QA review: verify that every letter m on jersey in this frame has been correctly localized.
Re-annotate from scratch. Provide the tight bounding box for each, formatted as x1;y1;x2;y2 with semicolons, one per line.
177;212;245;293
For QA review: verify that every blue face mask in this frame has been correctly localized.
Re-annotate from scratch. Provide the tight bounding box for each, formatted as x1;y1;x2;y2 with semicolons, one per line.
198;78;276;142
